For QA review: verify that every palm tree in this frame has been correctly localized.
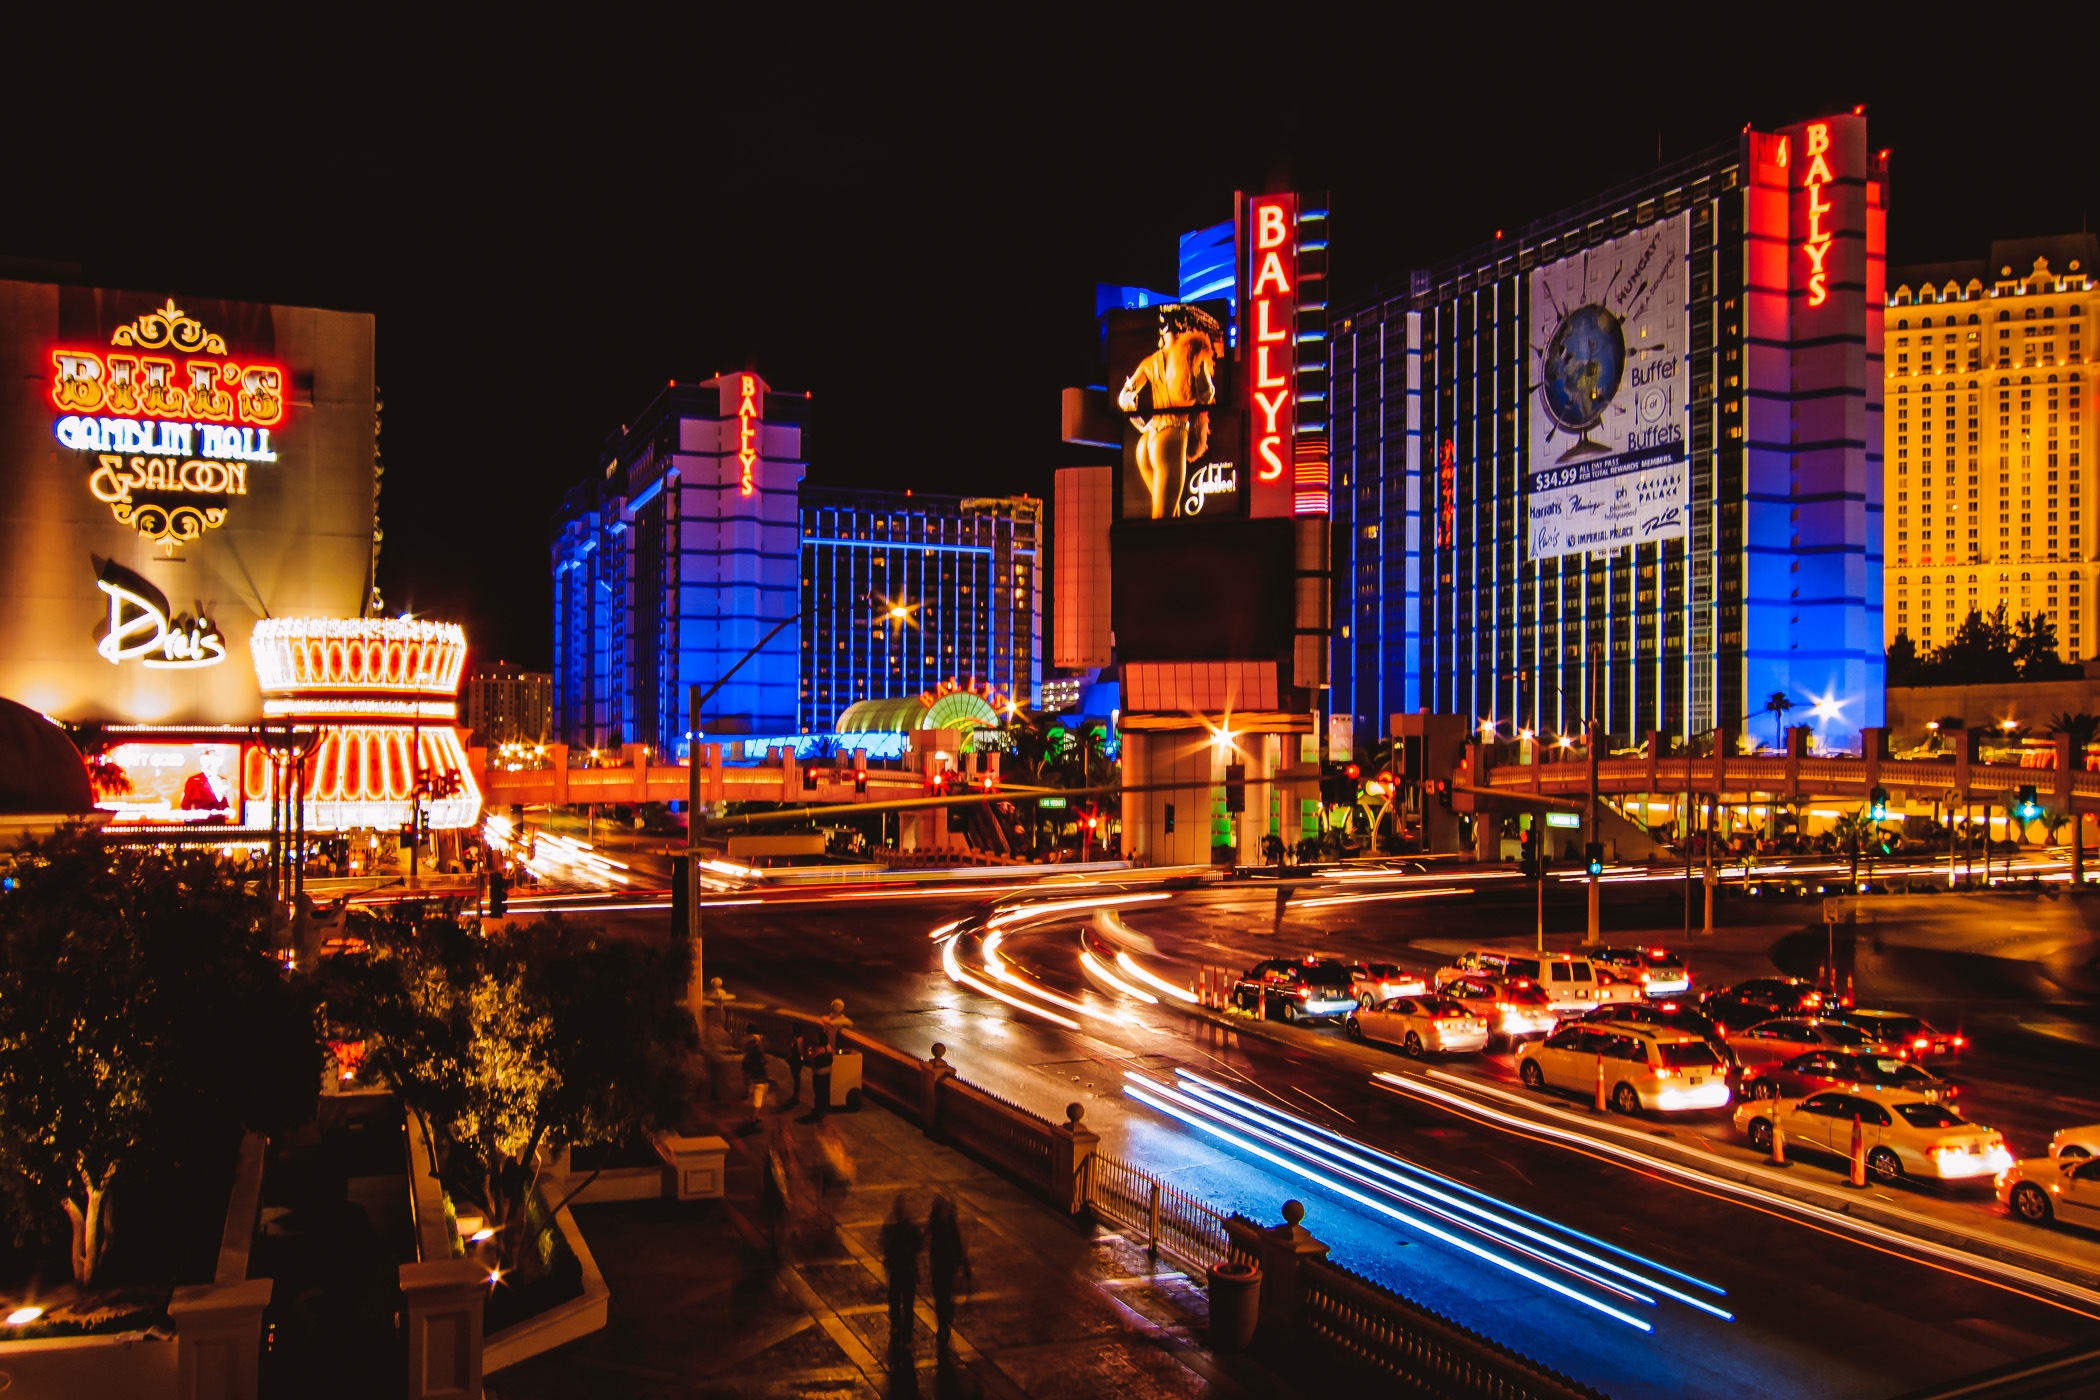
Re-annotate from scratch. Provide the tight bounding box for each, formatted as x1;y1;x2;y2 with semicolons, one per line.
1763;692;1796;752
1831;808;1875;890
2047;712;2100;885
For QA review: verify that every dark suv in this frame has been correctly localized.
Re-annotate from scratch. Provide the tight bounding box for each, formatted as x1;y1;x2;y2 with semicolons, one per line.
1233;958;1360;1024
1697;978;1824;1036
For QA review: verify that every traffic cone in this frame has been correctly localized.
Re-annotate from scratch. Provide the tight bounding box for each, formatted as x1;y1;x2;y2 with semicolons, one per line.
1848;1114;1867;1187
1770;1118;1789;1167
1595;1053;1608;1112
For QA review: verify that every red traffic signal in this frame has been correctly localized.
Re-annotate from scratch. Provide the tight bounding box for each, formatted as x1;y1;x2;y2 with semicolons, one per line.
1344;763;1360;780
854;769;868;793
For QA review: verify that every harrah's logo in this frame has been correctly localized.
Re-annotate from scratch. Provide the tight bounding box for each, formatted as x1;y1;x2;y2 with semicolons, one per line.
1248;199;1294;483
1800;122;1836;308
737;374;760;496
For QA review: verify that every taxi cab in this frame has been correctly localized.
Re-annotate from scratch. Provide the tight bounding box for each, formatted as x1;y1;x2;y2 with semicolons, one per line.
1734;1085;2012;1184
1515;1022;1731;1114
1999;1154;2100;1227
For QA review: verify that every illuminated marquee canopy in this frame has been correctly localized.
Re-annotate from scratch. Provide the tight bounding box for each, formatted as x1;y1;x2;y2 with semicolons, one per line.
250;616;468;702
49;301;290;551
245;617;479;829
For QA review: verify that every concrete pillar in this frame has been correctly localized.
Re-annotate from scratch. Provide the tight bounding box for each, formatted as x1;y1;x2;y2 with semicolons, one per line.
170;1278;272;1400
1051;1102;1099;1214
399;1258;485;1400
548;744;568;805
1474;808;1497;863
1255;1200;1330;1331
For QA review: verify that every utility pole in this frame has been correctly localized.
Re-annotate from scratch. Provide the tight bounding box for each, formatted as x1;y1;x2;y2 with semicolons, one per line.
1586;648;1602;946
1703;792;1716;934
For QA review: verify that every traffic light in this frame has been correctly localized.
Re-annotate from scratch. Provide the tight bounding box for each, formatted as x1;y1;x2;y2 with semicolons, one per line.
670;855;688;932
1869;786;1889;821
1584;841;1604;877
488;869;508;917
803;767;817;790
1519;827;1539;877
1225;763;1246;814
1344;762;1360;782
1164;802;1176;834
855;768;868;793
2016;784;2041;821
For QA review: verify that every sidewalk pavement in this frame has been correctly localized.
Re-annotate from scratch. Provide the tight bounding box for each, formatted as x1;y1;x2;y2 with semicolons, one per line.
488;1076;1307;1400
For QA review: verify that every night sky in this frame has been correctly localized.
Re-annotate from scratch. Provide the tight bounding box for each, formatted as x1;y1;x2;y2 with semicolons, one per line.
4;23;2091;669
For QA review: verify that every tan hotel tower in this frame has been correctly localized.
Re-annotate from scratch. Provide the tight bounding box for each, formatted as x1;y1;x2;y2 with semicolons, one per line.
1887;233;2096;661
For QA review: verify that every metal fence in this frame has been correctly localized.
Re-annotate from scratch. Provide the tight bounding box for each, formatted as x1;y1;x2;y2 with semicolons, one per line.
1082;1151;1233;1276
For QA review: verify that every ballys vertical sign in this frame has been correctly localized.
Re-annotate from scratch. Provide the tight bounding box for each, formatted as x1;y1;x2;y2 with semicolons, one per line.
737;374;760;496
1799;121;1836;308
1246;194;1296;518
48;300;289;551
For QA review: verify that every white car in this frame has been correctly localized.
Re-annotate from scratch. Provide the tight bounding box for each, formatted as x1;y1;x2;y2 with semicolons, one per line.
1999;1154;2100;1226
1592;945;1692;997
1733;1085;2013;1184
1348;961;1430;1008
1436;952;1611;1019
1346;995;1489;1057
2049;1124;2100;1159
1515;1023;1731;1114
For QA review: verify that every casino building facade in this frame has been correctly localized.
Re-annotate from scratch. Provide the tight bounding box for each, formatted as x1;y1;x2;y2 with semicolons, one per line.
1883;234;2095;661
1330;115;1887;752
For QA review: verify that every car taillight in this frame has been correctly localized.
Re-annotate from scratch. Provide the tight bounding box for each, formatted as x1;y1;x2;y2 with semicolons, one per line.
1913;1038;1931;1050
1653;1067;1676;1079
1953;1036;1966;1048
1640;971;1652;983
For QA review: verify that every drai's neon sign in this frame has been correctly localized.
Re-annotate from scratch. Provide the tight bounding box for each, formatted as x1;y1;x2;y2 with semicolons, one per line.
95;561;227;669
49;301;288;551
737;374;760;496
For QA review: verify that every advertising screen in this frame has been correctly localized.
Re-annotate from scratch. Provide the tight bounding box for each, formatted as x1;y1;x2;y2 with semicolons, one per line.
91;740;246;824
1109;517;1293;660
1525;215;1688;561
1107;301;1242;521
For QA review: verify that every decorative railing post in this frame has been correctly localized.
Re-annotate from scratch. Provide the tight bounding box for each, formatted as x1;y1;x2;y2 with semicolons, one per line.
1256;1200;1330;1333
400;1258;486;1400
1147;1177;1164;1255
922;1041;956;1129
1050;1102;1099;1213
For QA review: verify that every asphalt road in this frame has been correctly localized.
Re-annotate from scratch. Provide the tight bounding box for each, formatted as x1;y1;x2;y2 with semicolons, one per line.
570;873;2100;1400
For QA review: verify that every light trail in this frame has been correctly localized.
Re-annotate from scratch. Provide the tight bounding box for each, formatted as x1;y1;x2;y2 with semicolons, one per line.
1170;1070;1733;1319
1114;949;1198;1003
980;931;1096;1017
1122;1073;1654;1331
938;935;1080;1030
1377;1070;2100;1314
1079;948;1158;1004
1297;886;1473;909
984;892;1172;930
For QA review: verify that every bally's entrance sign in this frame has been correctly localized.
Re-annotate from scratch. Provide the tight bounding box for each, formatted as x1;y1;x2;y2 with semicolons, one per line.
48;300;287;551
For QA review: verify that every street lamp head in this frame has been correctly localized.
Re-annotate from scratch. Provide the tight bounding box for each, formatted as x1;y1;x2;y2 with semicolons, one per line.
888;605;909;620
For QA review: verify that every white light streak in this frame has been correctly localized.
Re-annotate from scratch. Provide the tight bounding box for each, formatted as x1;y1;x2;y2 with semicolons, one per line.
1114;949;1198;1003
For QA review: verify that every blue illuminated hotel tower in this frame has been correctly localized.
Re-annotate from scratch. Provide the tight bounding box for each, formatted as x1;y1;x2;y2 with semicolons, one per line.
552;373;806;754
1329;114;1885;752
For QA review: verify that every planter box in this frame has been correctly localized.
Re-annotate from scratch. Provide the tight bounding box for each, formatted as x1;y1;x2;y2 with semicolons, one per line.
657;1135;728;1201
483;1203;608;1375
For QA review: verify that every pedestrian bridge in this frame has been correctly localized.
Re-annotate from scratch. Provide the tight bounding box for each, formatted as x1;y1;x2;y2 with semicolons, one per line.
1466;726;2096;815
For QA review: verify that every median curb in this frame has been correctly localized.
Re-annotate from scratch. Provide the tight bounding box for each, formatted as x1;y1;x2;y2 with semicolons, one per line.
1157;993;2100;1302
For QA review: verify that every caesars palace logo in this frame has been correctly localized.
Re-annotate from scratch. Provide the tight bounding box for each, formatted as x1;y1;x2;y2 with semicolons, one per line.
48;300;288;552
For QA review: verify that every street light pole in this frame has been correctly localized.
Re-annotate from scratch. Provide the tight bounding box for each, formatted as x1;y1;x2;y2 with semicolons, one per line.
1587;649;1601;946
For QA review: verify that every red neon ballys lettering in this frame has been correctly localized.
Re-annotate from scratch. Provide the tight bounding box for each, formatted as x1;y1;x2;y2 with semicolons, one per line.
1248;198;1295;482
1801;122;1834;308
737;374;760;496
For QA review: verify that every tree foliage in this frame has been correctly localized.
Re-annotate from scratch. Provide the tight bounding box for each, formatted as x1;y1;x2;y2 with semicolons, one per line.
323;914;697;1269
1888;605;2081;686
0;832;320;1286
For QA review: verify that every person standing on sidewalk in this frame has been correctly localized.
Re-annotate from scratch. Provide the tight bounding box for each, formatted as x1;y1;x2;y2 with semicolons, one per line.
741;1033;769;1133
804;1037;834;1121
879;1194;922;1357
926;1195;971;1356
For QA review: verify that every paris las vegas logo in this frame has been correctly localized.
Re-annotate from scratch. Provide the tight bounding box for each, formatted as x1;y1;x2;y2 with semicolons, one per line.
48;301;289;552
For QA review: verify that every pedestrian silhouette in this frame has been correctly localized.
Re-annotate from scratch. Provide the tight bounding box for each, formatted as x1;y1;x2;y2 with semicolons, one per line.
741;1033;768;1133
926;1195;971;1356
784;1029;807;1107
879;1193;923;1357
